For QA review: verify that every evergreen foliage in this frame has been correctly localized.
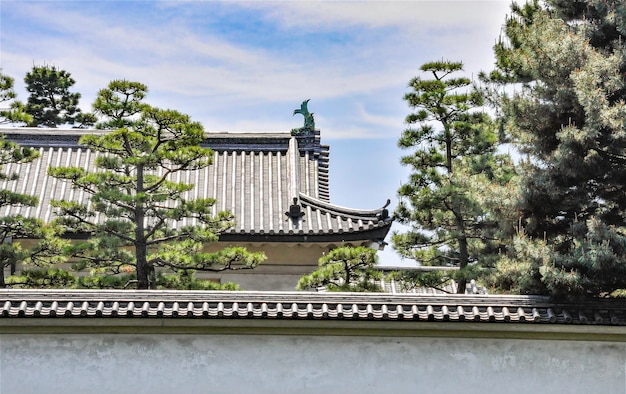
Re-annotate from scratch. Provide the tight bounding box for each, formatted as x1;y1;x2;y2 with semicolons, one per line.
48;80;265;289
0;71;32;125
296;246;383;292
486;0;626;298
394;60;514;294
24;65;94;128
0;137;67;287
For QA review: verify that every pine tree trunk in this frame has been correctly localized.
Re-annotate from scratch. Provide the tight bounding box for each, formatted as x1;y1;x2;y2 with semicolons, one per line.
135;164;149;290
454;205;468;294
457;236;468;294
0;265;5;289
446;127;467;294
136;239;149;290
445;133;453;173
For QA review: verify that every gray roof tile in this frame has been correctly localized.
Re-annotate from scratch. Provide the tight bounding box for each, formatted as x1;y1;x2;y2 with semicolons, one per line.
1;290;625;325
0;128;392;241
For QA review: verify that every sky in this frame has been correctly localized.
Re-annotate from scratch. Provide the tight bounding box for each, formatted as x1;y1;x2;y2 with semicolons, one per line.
0;0;513;266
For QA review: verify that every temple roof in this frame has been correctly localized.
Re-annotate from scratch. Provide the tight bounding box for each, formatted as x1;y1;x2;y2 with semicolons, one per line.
0;128;392;243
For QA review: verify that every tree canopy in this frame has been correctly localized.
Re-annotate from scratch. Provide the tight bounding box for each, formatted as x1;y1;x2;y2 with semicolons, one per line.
24;65;94;128
0;71;31;125
485;0;626;298
296;246;383;292
48;80;265;289
393;60;514;294
0;137;67;288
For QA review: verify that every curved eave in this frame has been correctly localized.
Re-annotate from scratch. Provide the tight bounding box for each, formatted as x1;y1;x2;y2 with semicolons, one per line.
298;193;391;221
219;220;392;243
57;220;393;244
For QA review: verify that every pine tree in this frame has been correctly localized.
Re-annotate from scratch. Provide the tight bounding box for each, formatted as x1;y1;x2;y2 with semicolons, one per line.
0;138;67;287
24;65;92;127
296;246;383;292
394;61;514;294
487;1;626;298
48;80;265;289
0;71;31;125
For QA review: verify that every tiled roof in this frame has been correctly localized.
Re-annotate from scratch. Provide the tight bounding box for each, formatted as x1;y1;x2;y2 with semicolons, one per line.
1;290;625;326
0;128;392;242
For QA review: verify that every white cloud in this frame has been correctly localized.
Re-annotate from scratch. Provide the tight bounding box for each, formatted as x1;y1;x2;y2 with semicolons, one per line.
240;1;510;31
0;0;514;265
1;1;511;140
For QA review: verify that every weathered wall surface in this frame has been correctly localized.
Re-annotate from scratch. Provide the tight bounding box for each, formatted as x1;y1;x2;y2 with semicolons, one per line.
1;334;624;394
215;273;304;291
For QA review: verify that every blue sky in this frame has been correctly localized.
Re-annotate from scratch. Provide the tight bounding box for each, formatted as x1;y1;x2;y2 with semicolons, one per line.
1;0;512;266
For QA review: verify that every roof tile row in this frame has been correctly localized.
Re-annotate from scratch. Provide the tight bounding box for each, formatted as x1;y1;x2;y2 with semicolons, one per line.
0;128;391;239
1;290;624;325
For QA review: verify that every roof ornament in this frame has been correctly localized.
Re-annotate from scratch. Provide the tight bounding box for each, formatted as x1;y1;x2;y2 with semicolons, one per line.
377;199;391;221
291;99;315;136
285;197;306;222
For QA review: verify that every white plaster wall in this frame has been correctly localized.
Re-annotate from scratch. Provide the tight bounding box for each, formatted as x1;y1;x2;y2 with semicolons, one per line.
1;334;624;394
219;273;303;291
